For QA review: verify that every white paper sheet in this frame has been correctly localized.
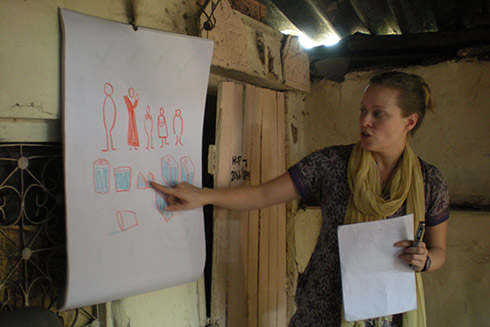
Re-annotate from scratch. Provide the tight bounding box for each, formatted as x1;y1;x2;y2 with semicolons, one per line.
60;9;213;310
338;214;417;321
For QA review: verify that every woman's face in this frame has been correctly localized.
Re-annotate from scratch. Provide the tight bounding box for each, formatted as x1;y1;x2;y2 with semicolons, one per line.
359;85;417;156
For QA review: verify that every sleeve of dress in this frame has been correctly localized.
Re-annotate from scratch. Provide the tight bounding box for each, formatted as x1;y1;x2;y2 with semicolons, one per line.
287;148;332;201
424;163;450;227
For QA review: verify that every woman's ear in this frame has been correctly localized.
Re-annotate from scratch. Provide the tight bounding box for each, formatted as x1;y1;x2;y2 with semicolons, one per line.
405;113;419;132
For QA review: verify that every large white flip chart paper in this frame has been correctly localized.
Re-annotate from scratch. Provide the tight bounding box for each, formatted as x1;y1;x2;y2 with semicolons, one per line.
60;9;213;310
338;214;417;321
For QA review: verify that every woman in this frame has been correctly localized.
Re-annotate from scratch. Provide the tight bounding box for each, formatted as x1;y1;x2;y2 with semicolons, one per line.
151;71;449;326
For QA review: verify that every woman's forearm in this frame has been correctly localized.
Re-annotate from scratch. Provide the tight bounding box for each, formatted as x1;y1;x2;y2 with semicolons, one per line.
205;172;300;211
151;172;300;212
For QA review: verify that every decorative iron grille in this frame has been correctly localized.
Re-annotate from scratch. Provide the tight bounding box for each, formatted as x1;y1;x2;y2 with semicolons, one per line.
0;143;103;326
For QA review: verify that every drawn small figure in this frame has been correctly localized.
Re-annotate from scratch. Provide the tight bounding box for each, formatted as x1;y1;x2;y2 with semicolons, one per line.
143;105;155;149
123;87;140;150
157;107;169;148
173;109;184;147
102;83;117;152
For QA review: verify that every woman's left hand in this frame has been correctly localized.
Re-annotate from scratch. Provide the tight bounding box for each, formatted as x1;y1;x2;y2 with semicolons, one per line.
394;240;428;272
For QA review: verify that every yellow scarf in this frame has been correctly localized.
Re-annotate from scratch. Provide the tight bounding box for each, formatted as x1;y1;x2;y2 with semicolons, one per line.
341;142;426;327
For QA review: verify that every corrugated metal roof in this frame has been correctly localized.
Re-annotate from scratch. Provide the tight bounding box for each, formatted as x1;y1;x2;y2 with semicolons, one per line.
256;0;490;79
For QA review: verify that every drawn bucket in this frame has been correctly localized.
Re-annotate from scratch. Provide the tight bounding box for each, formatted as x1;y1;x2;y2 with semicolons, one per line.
93;159;110;193
114;166;132;192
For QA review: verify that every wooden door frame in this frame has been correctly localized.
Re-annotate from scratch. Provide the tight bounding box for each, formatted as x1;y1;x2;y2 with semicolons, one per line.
209;81;287;327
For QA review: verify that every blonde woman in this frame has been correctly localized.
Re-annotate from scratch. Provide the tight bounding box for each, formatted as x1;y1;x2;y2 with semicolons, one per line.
152;71;449;327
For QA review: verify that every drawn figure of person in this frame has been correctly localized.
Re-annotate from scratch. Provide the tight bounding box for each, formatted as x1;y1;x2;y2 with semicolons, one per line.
157;107;169;148
173;109;184;147
102;83;117;152
143;105;155;149
123;87;140;150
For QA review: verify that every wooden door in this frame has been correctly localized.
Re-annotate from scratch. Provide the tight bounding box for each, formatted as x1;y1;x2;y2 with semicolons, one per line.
211;81;287;327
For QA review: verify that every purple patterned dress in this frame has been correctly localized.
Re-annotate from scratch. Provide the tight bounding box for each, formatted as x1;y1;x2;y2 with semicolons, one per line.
288;144;449;327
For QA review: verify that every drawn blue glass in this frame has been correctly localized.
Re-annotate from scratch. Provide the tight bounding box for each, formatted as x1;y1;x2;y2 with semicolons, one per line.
94;165;109;193
114;168;131;191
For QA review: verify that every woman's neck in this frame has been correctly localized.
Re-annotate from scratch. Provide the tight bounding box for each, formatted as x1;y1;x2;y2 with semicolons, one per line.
373;148;405;184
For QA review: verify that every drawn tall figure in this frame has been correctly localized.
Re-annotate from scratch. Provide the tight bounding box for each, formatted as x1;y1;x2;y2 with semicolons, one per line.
102;83;117;152
157;107;169;148
143;105;155;149
173;109;184;147
123;87;140;150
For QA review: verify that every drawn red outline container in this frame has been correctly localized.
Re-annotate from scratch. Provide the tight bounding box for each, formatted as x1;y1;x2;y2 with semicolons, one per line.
114;166;132;192
93;159;110;194
155;192;175;222
116;210;138;231
180;156;195;185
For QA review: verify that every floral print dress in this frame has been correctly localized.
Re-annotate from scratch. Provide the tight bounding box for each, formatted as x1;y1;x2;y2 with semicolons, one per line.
287;144;450;327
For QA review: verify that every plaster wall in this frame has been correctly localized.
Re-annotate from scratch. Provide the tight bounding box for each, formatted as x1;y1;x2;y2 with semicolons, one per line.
302;60;490;205
292;60;490;324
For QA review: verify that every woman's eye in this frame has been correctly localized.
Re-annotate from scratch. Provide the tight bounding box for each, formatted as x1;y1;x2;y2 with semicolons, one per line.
359;108;367;114
374;111;383;118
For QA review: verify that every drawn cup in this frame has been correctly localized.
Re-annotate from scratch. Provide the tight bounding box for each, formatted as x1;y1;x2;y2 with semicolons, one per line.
114;166;132;192
116;210;138;231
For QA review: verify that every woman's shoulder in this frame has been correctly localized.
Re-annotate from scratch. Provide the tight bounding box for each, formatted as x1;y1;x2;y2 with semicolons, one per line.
312;143;355;161
417;157;447;186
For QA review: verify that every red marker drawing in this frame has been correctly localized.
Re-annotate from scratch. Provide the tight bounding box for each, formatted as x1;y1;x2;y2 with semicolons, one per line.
173;109;184;147
144;105;155;149
157;107;169;148
102;83;117;152
123;87;140;150
116;210;138;231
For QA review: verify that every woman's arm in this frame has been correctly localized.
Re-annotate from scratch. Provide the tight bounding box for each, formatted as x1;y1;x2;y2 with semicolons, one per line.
394;220;448;272
150;171;300;211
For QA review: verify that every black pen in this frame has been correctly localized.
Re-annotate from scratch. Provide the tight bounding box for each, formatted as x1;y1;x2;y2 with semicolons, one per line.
412;221;425;247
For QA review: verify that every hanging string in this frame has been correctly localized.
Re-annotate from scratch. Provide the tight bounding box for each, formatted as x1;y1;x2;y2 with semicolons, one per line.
197;0;222;31
127;0;138;31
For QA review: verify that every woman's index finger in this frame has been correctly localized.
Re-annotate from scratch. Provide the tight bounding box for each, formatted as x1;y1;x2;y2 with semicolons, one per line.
150;182;175;194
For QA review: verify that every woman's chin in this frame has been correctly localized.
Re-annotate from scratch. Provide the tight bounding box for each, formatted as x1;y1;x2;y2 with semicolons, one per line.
359;139;375;151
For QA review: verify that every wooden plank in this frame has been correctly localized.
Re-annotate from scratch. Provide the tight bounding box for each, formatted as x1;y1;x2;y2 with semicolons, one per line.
268;89;279;327
260;87;279;326
211;82;233;326
258;87;271;327
212;81;247;326
243;84;262;327
276;92;288;326
225;82;248;327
